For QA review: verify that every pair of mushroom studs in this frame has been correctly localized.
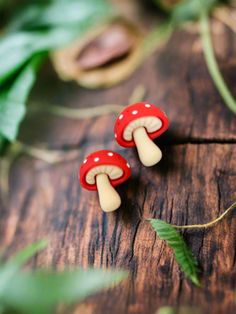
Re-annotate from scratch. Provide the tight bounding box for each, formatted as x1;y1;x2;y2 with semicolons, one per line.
79;102;169;212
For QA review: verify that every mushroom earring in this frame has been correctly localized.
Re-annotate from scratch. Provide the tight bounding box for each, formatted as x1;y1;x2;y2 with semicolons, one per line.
114;102;169;167
79;150;131;212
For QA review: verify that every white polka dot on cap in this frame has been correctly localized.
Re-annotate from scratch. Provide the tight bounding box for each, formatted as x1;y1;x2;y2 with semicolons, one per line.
119;114;123;120
145;104;151;108
115;134;117;138
126;163;130;168
132;110;138;115
108;152;113;156
94;157;99;162
83;159;87;164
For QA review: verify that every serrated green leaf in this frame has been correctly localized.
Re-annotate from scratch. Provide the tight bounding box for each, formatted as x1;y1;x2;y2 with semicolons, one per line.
0;268;127;314
149;219;200;285
0;56;42;141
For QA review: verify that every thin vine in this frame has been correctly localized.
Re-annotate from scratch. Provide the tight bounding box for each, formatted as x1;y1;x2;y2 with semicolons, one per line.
200;11;236;114
30;84;146;119
173;200;236;229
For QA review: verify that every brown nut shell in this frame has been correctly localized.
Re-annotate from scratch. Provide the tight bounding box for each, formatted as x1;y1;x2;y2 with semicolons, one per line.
51;18;143;88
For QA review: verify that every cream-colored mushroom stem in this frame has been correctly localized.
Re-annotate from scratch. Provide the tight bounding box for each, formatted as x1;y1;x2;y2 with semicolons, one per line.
96;173;121;212
133;127;162;167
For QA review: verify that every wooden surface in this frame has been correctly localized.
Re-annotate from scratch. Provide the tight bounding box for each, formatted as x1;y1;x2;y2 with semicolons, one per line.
1;4;236;314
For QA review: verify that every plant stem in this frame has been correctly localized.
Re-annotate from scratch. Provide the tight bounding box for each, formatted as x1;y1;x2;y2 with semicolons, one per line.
0;157;11;203
173;200;236;229
0;140;79;205
0;143;22;204
128;84;147;104
200;12;236;114
13;141;79;164
143;20;174;58
33;103;125;119
31;84;146;119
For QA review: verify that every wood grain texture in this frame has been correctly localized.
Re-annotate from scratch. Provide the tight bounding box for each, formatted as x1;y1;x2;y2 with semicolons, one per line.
1;143;236;314
1;2;236;313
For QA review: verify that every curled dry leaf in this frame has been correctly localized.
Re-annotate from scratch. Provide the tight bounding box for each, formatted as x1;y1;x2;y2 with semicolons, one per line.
51;18;143;88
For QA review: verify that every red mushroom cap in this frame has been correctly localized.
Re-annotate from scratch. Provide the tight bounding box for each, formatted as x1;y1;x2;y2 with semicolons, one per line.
114;102;169;147
79;150;131;191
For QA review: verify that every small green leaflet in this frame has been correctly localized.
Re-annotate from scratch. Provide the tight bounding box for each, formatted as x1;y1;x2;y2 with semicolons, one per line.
0;240;127;314
0;56;42;141
149;219;200;285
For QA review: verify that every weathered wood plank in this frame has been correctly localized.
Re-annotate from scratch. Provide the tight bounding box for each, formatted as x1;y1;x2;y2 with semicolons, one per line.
1;143;236;314
1;4;236;313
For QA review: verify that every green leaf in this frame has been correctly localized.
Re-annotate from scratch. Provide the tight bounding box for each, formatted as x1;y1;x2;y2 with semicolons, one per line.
0;240;127;314
0;0;112;84
0;135;5;152
8;0;112;31
170;0;218;24
0;56;42;141
0;29;76;84
0;269;127;314
0;240;47;295
156;306;175;314
0;26;103;85
0;0;113;143
6;239;47;267
149;219;200;285
0;32;36;84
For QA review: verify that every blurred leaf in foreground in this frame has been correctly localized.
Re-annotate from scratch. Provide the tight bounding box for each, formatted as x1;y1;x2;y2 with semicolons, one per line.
149;219;200;285
7;0;111;31
0;240;47;296
0;30;78;85
0;240;127;314
0;55;42;141
1;269;126;314
0;0;112;143
0;0;112;85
